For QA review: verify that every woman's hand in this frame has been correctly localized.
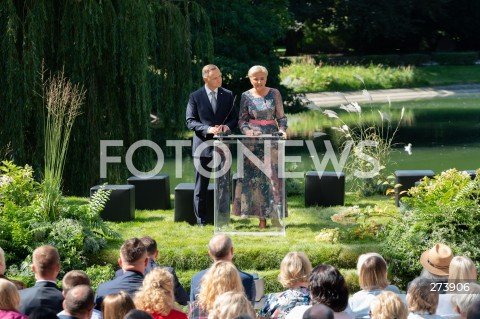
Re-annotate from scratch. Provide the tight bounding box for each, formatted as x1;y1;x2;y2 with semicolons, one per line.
245;129;261;136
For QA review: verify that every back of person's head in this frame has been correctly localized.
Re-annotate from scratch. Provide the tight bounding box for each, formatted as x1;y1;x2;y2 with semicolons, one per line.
28;307;59;319
278;252;312;289
134;268;174;316
309;264;349;312
32;245;60;278
208;234;233;260
102;291;136;319
0;278;20;311
139;236;157;257
359;255;388;290
207;291;256;319
466;298;480;319
123;309;154;319
0;247;5;275
406;277;439;315
419;243;452;278
232;316;254;319
198;261;244;311
370;291;407;319
64;285;95;317
62;270;91;293
449;256;478;284
302;304;334;319
452;282;480;316
120;238;146;264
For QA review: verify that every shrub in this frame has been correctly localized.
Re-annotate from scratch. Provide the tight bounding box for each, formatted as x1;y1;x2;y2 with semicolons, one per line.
85;264;115;291
381;169;480;288
401;54;431;66
431;52;478;65
363;55;401;66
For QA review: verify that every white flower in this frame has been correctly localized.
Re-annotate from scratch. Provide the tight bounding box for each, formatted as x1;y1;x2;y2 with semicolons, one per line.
0;175;14;187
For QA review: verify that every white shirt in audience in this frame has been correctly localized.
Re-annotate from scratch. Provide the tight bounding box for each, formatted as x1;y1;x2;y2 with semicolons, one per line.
435;294;459;318
408;312;443;319
285;305;354;319
347;285;401;319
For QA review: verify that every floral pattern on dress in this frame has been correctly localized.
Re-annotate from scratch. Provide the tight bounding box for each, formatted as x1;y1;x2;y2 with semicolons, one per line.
260;286;310;319
233;88;288;220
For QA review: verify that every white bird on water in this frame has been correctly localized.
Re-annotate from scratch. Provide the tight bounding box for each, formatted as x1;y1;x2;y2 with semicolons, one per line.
404;143;412;155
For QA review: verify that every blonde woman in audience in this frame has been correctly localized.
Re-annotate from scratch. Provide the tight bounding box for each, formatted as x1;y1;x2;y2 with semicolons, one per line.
0;247;25;290
208;291;256;319
406;277;442;318
189;261;244;319
370;291;408;319
451;282;480;319
0;279;27;319
260;252;312;319
437;256;478;317
134;268;187;319
102;291;136;319
348;253;400;318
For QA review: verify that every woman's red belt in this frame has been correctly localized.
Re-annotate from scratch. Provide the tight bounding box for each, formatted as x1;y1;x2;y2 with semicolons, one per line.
249;119;277;125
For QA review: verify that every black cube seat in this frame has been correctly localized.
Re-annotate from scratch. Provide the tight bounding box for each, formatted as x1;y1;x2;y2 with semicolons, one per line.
305;171;345;207
232;173;238;203
127;174;171;210
394;170;435;206
90;185;135;222
174;183;214;225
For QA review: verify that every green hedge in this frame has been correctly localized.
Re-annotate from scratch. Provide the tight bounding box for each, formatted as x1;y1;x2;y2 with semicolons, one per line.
431;51;479;65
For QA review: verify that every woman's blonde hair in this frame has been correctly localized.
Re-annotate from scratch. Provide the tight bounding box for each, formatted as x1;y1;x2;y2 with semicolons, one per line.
370;291;408;319
134;268;174;316
248;65;268;78
449;256;478;286
358;255;389;290
0;247;6;275
406;277;439;314
102;291;136;319
0;279;20;311
197;261;244;311
207;291;255;319
278;252;312;288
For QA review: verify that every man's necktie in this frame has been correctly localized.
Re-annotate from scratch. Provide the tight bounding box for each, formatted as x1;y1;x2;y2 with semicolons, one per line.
210;91;217;113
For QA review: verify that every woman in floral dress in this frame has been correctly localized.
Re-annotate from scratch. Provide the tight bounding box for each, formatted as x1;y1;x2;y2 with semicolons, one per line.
233;65;288;229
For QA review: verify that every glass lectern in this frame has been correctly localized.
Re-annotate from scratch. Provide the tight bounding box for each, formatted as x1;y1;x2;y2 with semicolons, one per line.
213;134;286;236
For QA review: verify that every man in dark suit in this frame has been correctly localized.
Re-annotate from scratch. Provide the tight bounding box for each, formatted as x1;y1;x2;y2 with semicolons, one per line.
186;64;237;226
19;245;64;315
58;285;95;319
95;238;148;309
189;234;255;302
114;236;188;305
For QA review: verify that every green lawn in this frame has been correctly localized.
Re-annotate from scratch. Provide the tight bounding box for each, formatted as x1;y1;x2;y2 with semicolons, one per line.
79;193;398;294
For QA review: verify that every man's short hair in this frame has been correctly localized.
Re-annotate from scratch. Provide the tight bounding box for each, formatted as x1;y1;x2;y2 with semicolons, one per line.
140;236;157;256
120;238;146;263
33;245;60;277
64;285;95;316
62;270;91;293
303;304;334;319
202;64;219;78
208;234;232;259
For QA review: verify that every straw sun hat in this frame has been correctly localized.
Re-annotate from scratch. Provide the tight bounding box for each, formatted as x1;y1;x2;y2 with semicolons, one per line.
420;243;453;276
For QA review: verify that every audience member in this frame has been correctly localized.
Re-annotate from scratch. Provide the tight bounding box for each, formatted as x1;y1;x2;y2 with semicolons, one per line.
369;291;408;319
437;255;478;317
190;235;255;303
302;305;334;319
95;238;148;309
189;261;244;319
102;291;136;319
451;282;480;318
134;268;187;319
348;253;399;318
58;270;102;319
286;264;352;319
261;252;312;319
0;247;26;290
19;245;63;315
208;291;256;319
116;236;188;306
58;285;95;319
28;308;58;319
123;310;154;319
406;277;441;319
419;243;453;294
0;278;28;319
466;299;480;319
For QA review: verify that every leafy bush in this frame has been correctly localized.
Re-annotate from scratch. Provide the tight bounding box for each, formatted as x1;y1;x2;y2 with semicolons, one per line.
431;52;479;65
401;54;431;66
85;264;115;291
381;169;480;288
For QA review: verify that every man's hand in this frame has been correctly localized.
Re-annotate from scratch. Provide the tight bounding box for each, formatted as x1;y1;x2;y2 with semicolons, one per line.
208;125;220;135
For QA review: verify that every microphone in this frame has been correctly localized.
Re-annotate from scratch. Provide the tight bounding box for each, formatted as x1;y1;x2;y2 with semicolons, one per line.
217;95;237;137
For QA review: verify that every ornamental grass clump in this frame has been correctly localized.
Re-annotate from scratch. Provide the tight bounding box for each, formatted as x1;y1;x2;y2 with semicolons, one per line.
381;168;480;288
